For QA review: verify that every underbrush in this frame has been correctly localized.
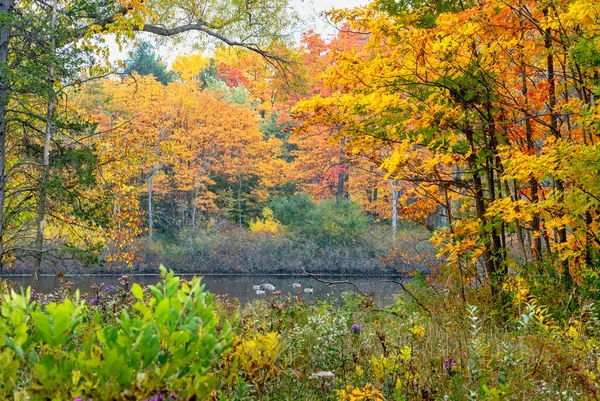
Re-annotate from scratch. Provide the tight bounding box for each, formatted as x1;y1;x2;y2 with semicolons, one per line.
1;267;598;400
137;222;432;275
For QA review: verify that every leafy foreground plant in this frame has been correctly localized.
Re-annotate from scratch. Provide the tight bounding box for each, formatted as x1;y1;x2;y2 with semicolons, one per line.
0;267;231;400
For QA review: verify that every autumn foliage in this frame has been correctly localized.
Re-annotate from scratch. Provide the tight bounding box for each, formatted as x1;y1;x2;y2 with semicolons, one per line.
295;0;600;301
3;0;600;312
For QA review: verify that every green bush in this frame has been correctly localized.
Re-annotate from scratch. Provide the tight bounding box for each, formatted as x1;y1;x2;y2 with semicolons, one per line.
271;193;315;228
0;267;231;400
272;195;371;246
303;198;371;246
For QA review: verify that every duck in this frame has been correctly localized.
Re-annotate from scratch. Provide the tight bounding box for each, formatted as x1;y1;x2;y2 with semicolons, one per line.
256;289;266;295
292;281;302;289
252;283;261;290
303;286;313;293
263;282;276;291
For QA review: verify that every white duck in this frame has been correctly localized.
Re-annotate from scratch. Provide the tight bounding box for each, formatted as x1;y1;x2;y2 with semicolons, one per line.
303;286;313;293
292;281;302;289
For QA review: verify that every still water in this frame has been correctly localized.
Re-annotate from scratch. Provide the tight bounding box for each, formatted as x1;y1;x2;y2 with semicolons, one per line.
3;274;407;306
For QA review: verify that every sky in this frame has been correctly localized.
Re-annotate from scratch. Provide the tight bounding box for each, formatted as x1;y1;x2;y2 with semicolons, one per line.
110;0;372;65
298;0;371;35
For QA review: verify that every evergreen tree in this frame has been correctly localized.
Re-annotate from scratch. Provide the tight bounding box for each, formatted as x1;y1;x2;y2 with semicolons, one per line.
124;41;175;85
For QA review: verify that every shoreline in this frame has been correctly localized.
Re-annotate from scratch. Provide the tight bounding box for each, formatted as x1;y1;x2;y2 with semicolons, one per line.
0;272;410;278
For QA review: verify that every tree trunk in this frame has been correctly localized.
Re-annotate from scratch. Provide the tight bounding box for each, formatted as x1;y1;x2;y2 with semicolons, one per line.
444;185;466;302
191;185;199;228
191;163;209;228
33;0;58;287
147;165;158;241
511;180;529;262
336;168;347;201
485;101;507;282
544;6;570;286
0;0;12;273
237;167;243;227
522;64;543;262
389;179;400;240
465;125;498;294
336;137;348;201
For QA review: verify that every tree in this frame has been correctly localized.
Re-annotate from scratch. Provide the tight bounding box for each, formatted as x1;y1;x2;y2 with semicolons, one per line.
0;0;299;276
294;0;600;300
4;0;123;282
74;74;286;239
124;41;175;85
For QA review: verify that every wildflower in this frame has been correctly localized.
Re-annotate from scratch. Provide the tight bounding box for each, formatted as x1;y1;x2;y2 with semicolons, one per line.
351;324;363;333
338;383;384;401
309;371;335;379
74;398;83;401
410;325;425;338
88;297;99;305
103;285;116;293
443;359;457;371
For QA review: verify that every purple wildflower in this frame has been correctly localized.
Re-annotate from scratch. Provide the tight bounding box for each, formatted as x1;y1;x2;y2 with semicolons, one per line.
74;397;83;401
443;359;456;371
103;285;116;293
351;324;363;333
29;290;40;302
88;297;99;305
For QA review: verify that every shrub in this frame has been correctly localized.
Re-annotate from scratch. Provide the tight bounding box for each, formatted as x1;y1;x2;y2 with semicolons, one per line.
271;193;316;228
303;199;371;247
0;266;231;400
249;208;284;235
273;195;371;246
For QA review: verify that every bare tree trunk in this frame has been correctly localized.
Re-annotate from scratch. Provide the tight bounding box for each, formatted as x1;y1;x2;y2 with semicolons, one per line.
191;186;199;228
33;0;58;286
389;179;400;240
237;168;243;227
147;165;158;241
517;16;542;264
0;0;12;273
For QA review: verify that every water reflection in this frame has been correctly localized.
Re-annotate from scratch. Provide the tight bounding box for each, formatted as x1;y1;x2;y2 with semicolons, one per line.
2;274;407;306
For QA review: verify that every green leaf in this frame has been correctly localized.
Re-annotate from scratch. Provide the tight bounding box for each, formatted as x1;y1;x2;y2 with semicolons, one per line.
132;283;144;301
155;298;171;325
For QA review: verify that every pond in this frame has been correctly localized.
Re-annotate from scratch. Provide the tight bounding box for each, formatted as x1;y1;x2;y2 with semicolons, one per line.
2;274;409;307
